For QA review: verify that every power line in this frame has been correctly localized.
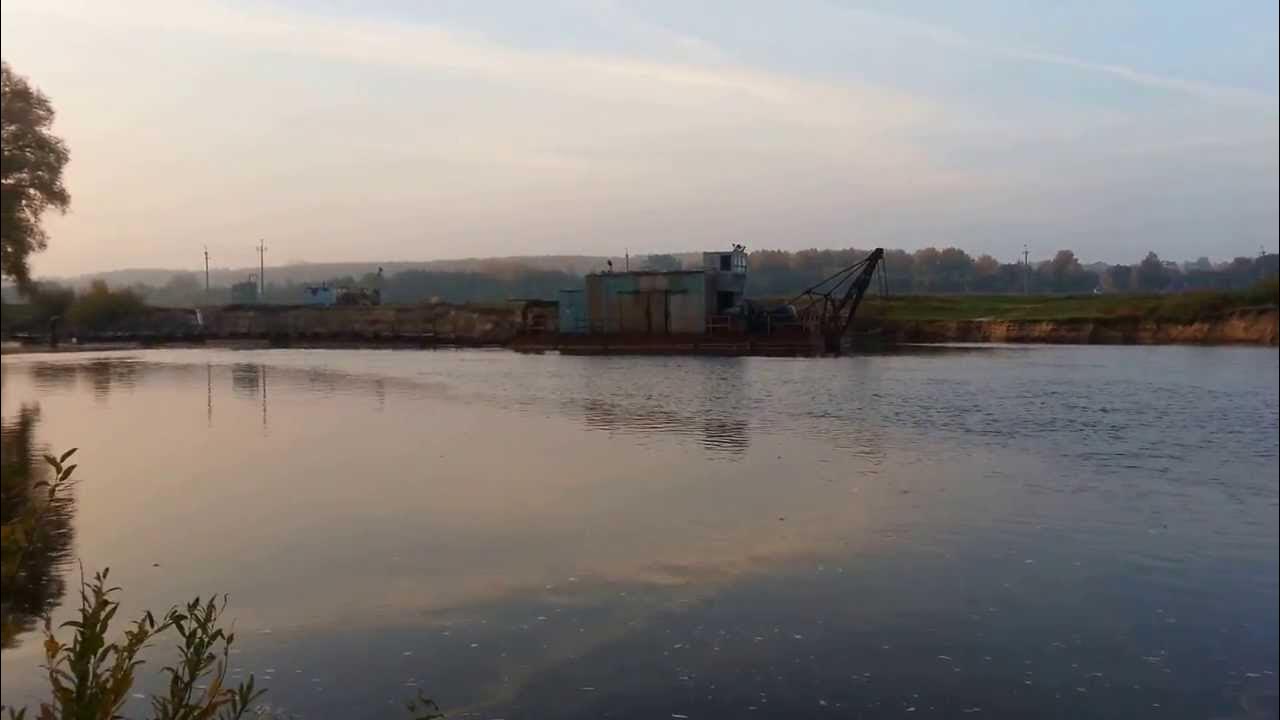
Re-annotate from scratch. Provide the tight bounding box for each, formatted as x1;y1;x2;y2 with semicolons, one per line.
256;239;266;302
1022;245;1030;295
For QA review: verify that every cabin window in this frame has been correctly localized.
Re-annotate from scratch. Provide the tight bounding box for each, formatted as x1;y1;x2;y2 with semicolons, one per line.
719;254;731;271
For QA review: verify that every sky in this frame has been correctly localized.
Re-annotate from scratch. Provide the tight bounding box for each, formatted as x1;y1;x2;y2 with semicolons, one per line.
2;0;1277;276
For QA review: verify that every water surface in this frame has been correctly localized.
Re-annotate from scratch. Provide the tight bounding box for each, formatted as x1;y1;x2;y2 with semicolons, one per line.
1;347;1276;718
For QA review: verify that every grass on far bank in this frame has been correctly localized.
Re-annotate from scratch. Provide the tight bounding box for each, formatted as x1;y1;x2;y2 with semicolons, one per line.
856;279;1279;324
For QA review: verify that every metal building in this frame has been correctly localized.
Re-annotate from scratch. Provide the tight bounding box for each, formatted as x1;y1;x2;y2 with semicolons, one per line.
301;284;336;306
558;289;588;334
702;246;748;314
585;271;707;334
581;246;748;335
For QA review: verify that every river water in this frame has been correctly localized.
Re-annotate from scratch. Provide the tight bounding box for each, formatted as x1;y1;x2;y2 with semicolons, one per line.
1;346;1276;718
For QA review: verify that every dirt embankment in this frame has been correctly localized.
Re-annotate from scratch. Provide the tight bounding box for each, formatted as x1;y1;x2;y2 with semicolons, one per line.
874;307;1279;345
200;304;519;344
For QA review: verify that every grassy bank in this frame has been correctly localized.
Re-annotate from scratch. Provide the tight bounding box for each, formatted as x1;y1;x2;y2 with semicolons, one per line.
858;280;1279;324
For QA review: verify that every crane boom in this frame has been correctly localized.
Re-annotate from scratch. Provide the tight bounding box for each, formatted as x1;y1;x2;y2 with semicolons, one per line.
831;247;884;345
790;248;885;354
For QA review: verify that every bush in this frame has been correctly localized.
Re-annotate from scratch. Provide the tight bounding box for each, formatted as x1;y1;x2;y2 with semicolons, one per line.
1;449;265;720
1;569;266;720
28;283;75;323
1243;274;1279;306
66;281;146;332
1;450;444;720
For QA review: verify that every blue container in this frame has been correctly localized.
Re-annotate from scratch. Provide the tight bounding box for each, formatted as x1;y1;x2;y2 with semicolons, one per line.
558;289;587;334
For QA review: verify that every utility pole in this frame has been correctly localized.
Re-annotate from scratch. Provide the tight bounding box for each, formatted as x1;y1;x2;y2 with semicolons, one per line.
203;246;210;297
257;239;266;302
1022;244;1030;295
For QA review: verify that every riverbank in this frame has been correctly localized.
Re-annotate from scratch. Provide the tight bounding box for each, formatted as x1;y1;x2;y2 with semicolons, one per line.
853;290;1279;345
853;298;1277;346
861;285;1277;323
871;306;1277;345
4;290;1277;354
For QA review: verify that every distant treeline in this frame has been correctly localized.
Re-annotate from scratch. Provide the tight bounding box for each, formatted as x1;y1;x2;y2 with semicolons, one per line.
1;280;151;335
8;248;1279;309
121;268;583;307
744;248;1280;298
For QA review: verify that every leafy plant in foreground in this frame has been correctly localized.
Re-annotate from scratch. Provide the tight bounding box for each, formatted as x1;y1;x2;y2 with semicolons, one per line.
2;450;445;719
6;568;265;720
2;449;265;720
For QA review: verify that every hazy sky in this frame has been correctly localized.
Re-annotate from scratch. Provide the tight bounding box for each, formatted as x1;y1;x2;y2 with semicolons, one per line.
3;0;1277;276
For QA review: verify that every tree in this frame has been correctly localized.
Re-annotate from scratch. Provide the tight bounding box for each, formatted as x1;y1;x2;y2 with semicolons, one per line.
67;280;146;331
1136;251;1170;292
936;247;976;292
157;272;202;305
28;280;75;321
1106;264;1132;292
974;254;1000;278
1;62;70;292
1049;250;1079;290
1186;256;1213;272
1254;253;1279;282
1044;249;1097;292
911;247;942;292
971;254;1002;292
880;249;915;294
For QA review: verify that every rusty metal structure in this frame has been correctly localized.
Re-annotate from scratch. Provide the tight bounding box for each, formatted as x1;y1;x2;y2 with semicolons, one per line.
790;248;886;353
512;246;885;355
581;247;749;335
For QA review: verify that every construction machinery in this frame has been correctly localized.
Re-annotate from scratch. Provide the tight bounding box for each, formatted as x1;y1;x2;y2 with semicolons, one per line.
790;248;886;354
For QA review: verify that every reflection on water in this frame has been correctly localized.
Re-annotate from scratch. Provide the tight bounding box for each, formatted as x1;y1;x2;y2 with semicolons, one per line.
0;348;1276;719
0;405;75;649
577;399;749;454
230;363;269;430
231;362;261;399
568;358;752;454
27;359;141;400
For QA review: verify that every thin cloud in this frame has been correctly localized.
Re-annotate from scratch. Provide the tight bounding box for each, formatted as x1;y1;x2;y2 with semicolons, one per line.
832;4;1278;109
999;47;1277;108
2;0;1274;272
11;0;929;124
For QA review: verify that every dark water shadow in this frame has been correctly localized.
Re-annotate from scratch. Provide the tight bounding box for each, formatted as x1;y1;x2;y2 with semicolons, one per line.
1;405;76;649
24;358;141;400
569;358;751;455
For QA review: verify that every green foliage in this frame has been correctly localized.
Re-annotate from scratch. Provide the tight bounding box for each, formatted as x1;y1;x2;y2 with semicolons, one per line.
54;249;1277;310
2;450;446;720
1105;264;1132;292
148;594;265;720
1;449;266;719
1136;251;1171;292
1;61;71;292
1;430;75;649
859;286;1276;324
5;564;445;719
28;282;75;322
38;569;167;720
14;568;266;720
1244;274;1280;306
66;280;147;332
